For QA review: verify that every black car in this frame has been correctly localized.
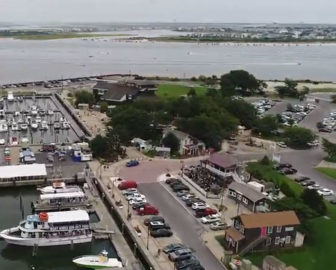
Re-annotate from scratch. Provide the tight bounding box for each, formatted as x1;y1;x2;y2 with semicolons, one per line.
172;184;190;192
295;176;310;182
132;202;149;210
175;256;200;270
149;221;171;230
276;163;292;170
301;180;315;187
185;198;204;207
166;178;180;185
144;216;165;226
150;228;173;238
163;243;186;254
184;265;205;270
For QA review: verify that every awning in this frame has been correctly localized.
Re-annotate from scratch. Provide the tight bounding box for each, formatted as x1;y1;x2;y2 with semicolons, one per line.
225;227;245;242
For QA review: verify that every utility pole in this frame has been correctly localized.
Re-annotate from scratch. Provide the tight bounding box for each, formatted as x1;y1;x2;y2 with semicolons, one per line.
146;225;150;250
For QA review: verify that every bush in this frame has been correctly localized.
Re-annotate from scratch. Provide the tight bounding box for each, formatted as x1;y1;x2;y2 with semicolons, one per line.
301;189;327;216
283;126;315;149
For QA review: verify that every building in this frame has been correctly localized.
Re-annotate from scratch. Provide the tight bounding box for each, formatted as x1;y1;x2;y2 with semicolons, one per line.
0;164;47;183
224;211;302;255
93;81;139;103
201;153;238;178
227;182;267;212
263;256;297;270
162;129;205;156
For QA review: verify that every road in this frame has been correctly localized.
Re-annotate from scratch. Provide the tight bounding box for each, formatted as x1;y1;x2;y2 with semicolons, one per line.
138;182;226;270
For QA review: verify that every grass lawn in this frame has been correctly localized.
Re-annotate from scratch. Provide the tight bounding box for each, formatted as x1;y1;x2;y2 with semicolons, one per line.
309;87;336;93
246;162;303;197
246;204;336;270
156;84;207;99
316;167;336;180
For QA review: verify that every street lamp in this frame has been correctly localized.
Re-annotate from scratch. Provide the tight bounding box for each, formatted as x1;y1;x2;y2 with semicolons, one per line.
146;225;150;250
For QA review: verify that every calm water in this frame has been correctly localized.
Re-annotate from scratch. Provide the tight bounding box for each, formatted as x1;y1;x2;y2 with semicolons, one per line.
0;37;336;83
0;187;118;270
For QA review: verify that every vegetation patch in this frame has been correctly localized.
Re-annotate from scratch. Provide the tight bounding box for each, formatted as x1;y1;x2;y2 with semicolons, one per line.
316;167;336;180
156;84;207;98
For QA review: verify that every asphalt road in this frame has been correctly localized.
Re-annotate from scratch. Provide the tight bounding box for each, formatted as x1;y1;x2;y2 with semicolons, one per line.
138;182;226;270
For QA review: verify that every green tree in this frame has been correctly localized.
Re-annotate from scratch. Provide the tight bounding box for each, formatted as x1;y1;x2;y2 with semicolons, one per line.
255;115;279;136
220;70;260;96
283;126;315;148
162;132;180;154
301;189;326;216
100;102;108;113
187;88;196;97
90;135;109;158
275;79;299;98
75;90;95;106
322;138;336;162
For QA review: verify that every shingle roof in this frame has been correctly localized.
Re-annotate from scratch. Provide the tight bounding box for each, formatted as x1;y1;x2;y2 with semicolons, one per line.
94;81;138;101
239;211;300;228
208;153;237;169
228;182;266;202
225;227;245;241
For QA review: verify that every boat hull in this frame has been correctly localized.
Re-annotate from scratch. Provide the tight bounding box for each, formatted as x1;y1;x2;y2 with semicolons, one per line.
73;256;122;269
0;228;92;247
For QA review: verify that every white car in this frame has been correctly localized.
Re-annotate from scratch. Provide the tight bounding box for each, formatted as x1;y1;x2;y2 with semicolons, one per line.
317;188;334;196
191;202;207;210
125;193;145;201
122;188;138;195
201;216;221;224
277;142;287;148
307;184;320;190
210;222;227;231
129;197;147;205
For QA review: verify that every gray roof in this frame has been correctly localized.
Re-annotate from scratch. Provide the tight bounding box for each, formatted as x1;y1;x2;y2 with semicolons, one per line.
228;181;266;202
94;81;139;101
208;153;237;169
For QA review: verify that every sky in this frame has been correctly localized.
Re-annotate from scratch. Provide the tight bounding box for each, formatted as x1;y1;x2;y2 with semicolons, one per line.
0;0;335;24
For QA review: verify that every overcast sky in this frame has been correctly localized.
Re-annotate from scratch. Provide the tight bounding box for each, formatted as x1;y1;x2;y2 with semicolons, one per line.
1;0;335;24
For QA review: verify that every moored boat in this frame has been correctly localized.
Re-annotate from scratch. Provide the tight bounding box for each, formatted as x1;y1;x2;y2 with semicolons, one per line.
0;210;92;246
38;181;82;194
72;250;123;269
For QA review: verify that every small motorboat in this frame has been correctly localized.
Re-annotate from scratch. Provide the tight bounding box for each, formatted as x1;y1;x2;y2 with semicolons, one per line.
14;111;20;117
62;121;70;130
54;122;61;130
41;121;48;130
72;250;122;269
0;121;8;132
31;120;38;130
47;110;54;116
35;116;42;123
0;138;5;145
10;136;18;145
20;123;28;131
11;122;19;131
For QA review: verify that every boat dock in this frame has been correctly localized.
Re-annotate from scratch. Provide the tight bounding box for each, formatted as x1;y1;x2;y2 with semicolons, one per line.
31;201;92;212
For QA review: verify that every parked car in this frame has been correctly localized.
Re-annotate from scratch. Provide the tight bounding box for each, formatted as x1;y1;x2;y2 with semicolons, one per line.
181;193;196;201
129;197;147;205
318;188;334;196
144;216;165;226
165;178;180;185
169;248;193;262
195;208;217;218
319;127;332;133
122;188;138;196
277;142;287;148
294;176;310;182
201;216;221;224
183;265;204;270
191;202;207;210
163;243;186;254
126;160;139;167
150;228;173;238
125;193;145;201
176;190;189;197
149;221;171;230
210;222;227;231
118;180;137;190
280;168;297;175
186;198;204;207
175;256;200;270
307;184;321;190
137;205;159;216
301;180;315;187
132;202;150;210
276;163;292;169
172;184;190;192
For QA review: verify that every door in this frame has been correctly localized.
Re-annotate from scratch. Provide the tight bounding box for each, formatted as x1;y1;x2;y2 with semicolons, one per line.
261;227;267;236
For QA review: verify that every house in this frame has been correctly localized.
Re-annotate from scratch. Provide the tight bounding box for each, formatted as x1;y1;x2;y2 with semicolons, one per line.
263;256;297;270
227;182;267;212
93;81;139;103
162;129;205;156
201;153;238;178
131;138;171;158
224;211;302;255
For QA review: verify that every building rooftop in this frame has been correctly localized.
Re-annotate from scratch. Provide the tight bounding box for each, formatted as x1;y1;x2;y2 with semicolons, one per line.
207;153;237;169
225;227;245;242
228;182;266;202
239;211;300;228
94;81;139;101
0;164;47;179
47;210;89;223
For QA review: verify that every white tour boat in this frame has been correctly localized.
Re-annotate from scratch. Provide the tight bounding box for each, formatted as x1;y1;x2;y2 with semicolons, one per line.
73;250;123;269
38;181;82;194
0;210;92;246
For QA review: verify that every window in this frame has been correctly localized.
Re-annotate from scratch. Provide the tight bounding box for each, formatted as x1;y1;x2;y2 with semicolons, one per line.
275;237;280;245
276;226;282;233
242;198;248;205
285;236;291;244
267;226;273;234
285;226;294;232
230;191;236;197
266;237;272;246
237;193;242;200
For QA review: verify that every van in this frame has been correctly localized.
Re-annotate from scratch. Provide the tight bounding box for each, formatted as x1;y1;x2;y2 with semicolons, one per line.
137;205;159;216
118;180;137;190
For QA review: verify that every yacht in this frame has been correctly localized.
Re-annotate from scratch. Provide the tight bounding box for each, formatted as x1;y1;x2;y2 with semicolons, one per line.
0;109;5;119
20;123;28;131
31;120;38;130
54;122;61;130
30;105;38;116
41;121;48;130
62;121;71;130
38;181;82;194
11;122;19;131
35;116;42;124
0;120;8;132
0;210;92;246
47;110;54;116
73;250;123;269
7;91;14;102
14;111;20;117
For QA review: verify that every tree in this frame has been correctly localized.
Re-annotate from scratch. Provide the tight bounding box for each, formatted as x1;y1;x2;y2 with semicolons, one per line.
90;135;109;158
187;88;196;97
275;79;298;98
100;102;108;113
255;115;279;136
162;132;180;154
220;70;260;96
283;126;315;148
322;138;336;162
75;90;95;106
301;189;326;216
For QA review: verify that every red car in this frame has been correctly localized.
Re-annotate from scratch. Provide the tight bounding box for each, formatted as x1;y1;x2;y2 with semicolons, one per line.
118;180;137;190
137;205;159;216
195;208;217;218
